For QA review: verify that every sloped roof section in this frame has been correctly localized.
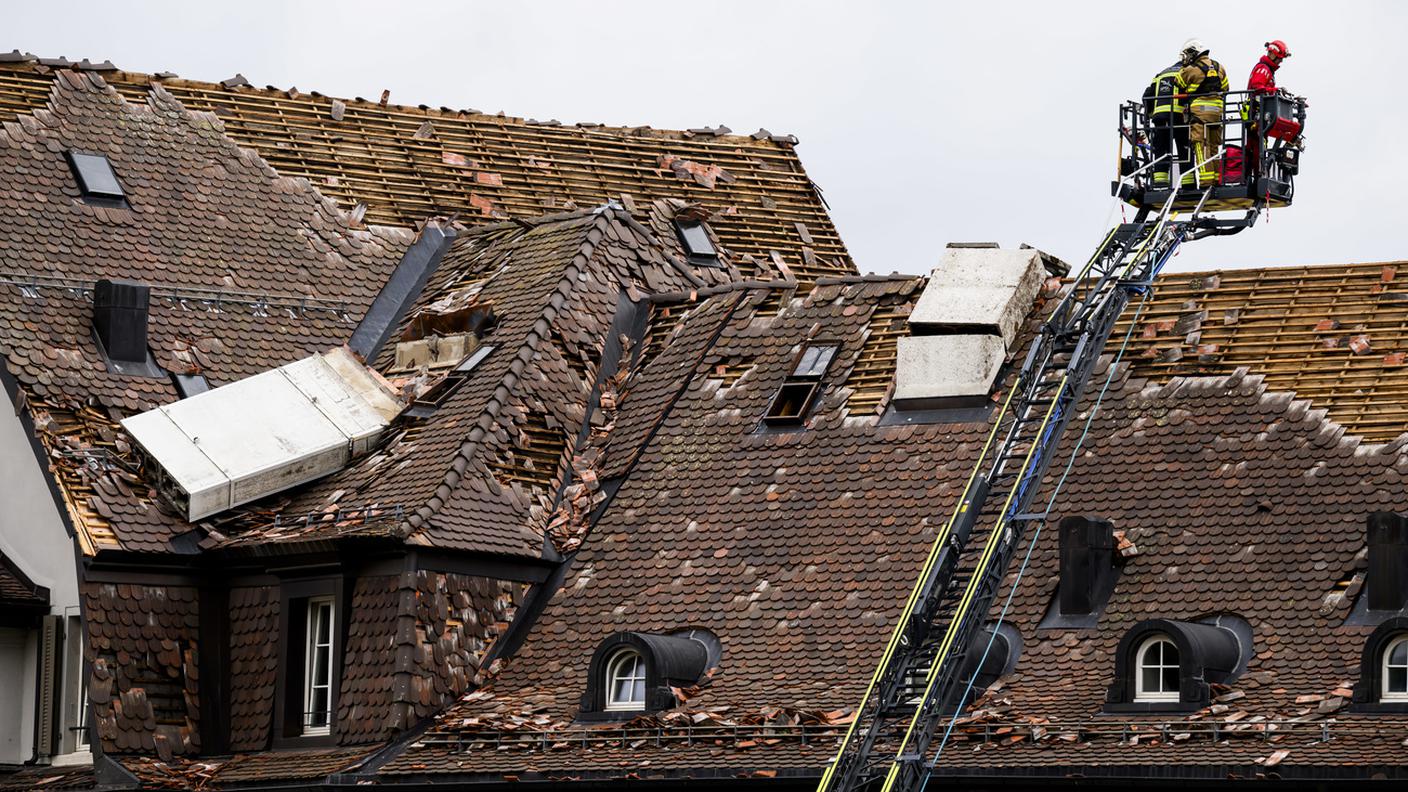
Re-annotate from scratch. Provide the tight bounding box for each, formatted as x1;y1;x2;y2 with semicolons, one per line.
216;206;755;556
0;57;853;283
0;68;411;553
1117;261;1408;441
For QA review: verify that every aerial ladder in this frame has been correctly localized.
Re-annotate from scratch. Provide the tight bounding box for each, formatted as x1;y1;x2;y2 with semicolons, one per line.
817;88;1307;792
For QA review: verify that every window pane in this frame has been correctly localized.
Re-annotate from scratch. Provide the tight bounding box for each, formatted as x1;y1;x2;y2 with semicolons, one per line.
1162;641;1180;667
1391;640;1408;667
315;603;332;644
69;152;124;199
1162;665;1180;694
794;345;837;377
629;677;645;704
1390;667;1408;694
1141;666;1160;693
677;221;715;257
313;643;331;687
308;688;329;728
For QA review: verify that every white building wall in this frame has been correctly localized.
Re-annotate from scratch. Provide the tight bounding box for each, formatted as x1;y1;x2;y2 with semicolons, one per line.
0;394;84;763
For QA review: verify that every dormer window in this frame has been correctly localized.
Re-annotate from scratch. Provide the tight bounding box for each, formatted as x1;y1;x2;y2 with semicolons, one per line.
1382;636;1408;703
274;579;344;745
674;219;719;266
604;649;646;711
65;151;125;202
763;343;838;426
1134;635;1180;703
579;630;717;721
1106;618;1246;712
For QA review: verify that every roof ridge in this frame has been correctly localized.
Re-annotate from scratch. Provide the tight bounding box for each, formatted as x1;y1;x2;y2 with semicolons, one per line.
0;58;800;148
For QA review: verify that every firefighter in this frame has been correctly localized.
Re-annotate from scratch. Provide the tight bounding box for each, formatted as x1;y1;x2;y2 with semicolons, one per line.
1244;40;1290;176
1248;39;1290;95
1143;58;1188;187
1178;39;1229;188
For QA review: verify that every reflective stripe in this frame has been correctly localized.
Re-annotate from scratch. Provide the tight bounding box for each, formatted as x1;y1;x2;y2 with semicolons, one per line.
1148;64;1185;115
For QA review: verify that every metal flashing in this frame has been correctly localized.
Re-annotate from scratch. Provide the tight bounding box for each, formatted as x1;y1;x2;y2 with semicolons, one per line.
348;223;458;361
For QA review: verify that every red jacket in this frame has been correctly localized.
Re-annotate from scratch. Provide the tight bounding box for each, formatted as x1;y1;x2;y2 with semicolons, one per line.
1248;55;1279;94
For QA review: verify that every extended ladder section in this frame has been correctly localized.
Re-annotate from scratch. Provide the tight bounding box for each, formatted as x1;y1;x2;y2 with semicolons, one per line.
817;197;1191;792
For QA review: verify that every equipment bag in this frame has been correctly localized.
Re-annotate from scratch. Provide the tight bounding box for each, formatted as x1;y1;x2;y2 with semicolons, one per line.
1222;144;1244;184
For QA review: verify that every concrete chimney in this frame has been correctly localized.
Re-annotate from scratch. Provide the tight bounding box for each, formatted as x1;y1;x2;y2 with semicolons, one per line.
893;245;1048;409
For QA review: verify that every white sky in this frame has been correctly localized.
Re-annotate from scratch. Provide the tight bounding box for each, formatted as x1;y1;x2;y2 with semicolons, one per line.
10;1;1405;275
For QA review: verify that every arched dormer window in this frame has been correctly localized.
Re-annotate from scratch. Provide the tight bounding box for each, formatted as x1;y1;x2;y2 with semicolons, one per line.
1134;635;1181;703
1351;617;1408;710
604;648;647;711
1107;618;1246;712
580;630;718;721
1382;636;1408;702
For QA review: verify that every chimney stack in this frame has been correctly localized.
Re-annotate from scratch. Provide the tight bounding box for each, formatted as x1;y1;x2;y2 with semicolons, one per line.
93;279;151;364
1367;512;1408;612
893;245;1052;409
1059;516;1118;616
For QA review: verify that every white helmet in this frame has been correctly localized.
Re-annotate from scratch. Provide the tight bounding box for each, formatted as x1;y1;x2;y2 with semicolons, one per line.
1181;38;1206;59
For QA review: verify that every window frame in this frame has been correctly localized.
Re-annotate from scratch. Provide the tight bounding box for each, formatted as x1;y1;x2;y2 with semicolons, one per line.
1133;634;1181;703
273;575;345;748
762;342;841;427
1382;635;1408;703
301;597;336;735
64;150;126;203
673;219;720;266
603;648;647;712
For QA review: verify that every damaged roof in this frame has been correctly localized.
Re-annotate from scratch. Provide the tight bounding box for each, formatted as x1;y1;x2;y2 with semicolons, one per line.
0;54;852;284
380;273;1408;784
4;53;1408;789
0;69;412;554
210;202;763;557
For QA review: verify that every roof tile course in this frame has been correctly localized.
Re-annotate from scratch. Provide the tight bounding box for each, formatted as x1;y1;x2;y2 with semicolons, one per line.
84;582;201;759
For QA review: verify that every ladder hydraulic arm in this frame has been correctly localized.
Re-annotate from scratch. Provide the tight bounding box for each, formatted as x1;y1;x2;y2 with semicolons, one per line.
817;194;1196;792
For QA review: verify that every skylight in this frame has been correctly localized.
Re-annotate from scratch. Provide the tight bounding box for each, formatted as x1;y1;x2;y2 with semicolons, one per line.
66;151;125;201
763;343;839;426
792;345;837;378
674;219;719;265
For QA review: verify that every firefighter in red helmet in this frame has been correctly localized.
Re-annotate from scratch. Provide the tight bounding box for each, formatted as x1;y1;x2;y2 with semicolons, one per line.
1249;39;1291;95
1244;40;1291;174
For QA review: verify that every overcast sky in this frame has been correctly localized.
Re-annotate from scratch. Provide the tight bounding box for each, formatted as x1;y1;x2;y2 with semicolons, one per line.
11;1;1405;275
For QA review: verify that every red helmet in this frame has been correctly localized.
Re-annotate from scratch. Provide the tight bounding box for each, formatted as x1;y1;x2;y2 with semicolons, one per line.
1265;39;1291;60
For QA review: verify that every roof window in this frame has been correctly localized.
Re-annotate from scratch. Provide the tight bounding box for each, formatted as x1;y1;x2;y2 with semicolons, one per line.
66;151;125;202
762;343;838;426
674;219;719;266
604;649;646;711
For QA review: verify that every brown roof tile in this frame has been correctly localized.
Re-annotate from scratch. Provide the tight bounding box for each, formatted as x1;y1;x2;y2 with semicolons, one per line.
0;59;852;284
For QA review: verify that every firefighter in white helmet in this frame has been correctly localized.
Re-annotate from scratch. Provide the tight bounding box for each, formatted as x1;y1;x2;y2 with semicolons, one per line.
1177;38;1229;188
